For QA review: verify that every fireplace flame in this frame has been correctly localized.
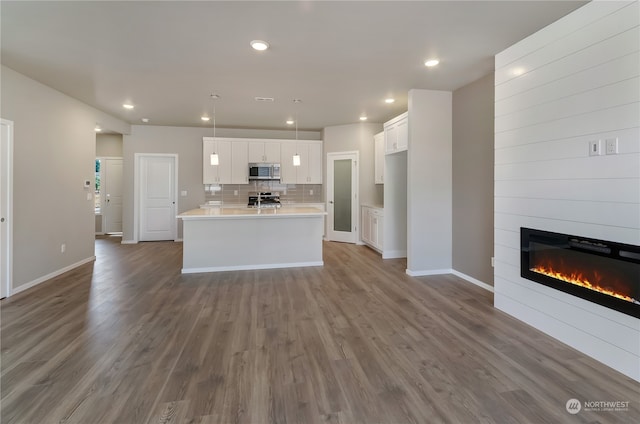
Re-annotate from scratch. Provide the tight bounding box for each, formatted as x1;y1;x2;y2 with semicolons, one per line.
531;265;639;304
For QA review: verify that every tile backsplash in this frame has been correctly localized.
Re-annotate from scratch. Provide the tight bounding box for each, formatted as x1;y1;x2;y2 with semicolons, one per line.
204;182;323;205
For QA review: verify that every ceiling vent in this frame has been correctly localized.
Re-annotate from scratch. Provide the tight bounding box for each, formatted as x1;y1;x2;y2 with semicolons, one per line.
255;97;275;102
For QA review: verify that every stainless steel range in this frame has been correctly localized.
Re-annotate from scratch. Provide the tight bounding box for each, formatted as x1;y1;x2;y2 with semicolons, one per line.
248;192;281;209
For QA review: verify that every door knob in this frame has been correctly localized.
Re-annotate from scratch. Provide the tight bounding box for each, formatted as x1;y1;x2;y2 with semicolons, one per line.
0;217;4;222
329;201;334;204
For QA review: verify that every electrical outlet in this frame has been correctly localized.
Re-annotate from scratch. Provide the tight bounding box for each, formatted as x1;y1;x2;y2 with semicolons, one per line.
180;190;188;197
309;189;314;196
234;190;238;196
61;243;66;253
588;140;601;156
605;138;618;155
491;257;495;267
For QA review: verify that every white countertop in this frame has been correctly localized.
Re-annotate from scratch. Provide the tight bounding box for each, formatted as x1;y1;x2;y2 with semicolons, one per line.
179;207;327;220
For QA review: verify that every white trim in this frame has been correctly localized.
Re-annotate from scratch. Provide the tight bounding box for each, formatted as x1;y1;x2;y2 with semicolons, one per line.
95;232;106;236
12;256;96;295
174;238;183;242
134;153;178;242
1;119;13;298
182;261;324;274
451;270;494;293
121;240;138;245
406;268;453;276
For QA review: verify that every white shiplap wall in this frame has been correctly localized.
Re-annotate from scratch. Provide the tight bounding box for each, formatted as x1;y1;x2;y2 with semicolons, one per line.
494;0;640;381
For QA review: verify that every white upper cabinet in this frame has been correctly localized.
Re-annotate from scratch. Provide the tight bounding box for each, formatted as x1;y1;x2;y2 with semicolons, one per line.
231;141;249;184
203;137;248;184
384;111;408;154
374;131;384;184
203;137;232;184
248;140;281;163
280;141;323;184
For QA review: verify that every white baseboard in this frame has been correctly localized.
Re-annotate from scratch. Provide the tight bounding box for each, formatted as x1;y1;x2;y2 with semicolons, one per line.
11;256;96;296
406;268;453;276
451;270;494;293
121;240;137;244
95;232;106;236
182;261;324;274
174;238;183;242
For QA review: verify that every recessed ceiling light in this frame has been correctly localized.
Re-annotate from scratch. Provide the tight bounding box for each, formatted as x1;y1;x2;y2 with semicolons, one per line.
385;98;395;104
141;118;150;123
424;59;440;67
201;116;210;121
512;67;526;76
123;103;134;109
94;126;102;132
250;40;269;51
360;116;368;121
286;120;294;125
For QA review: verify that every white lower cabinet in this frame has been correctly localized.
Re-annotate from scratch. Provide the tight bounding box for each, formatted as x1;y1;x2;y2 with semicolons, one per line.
361;206;383;252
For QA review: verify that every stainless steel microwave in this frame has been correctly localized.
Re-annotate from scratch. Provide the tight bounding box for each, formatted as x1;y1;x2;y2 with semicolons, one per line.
248;163;280;181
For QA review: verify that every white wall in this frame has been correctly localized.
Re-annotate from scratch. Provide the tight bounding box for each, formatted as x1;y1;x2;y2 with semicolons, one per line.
406;89;453;275
452;74;495;286
1;66;129;292
322;123;384;210
123;125;321;242
494;0;640;380
96;133;123;157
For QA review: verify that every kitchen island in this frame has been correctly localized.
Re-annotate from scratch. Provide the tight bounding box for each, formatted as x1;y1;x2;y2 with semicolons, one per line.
178;207;327;273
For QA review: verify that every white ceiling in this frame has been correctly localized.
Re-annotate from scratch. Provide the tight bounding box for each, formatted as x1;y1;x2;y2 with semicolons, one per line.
1;1;587;132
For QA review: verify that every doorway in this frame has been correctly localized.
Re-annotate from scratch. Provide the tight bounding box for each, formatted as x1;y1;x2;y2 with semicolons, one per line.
1;119;13;298
135;154;177;242
326;151;359;243
97;158;123;234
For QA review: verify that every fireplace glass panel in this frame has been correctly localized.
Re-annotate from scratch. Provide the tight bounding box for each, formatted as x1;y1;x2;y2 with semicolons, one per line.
521;228;640;318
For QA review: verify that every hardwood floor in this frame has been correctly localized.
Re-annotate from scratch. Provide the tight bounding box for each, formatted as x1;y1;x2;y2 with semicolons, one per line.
1;236;638;423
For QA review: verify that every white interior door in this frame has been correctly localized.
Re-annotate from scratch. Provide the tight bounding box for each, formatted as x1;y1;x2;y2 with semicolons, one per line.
139;155;177;241
326;152;358;243
1;119;13;298
102;158;123;233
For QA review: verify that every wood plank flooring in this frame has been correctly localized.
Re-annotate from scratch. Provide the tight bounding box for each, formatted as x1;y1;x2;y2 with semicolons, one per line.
1;236;638;423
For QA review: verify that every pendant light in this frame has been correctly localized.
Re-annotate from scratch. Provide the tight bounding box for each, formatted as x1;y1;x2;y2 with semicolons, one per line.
210;94;220;166
292;99;301;166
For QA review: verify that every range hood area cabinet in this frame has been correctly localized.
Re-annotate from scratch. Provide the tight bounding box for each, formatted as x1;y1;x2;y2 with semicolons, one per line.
202;137;248;184
384;112;408;154
248;141;281;163
280;141;323;184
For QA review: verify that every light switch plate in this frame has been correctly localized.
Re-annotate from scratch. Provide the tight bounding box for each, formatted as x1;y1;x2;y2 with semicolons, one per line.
605;138;618;155
181;190;188;197
588;140;601;156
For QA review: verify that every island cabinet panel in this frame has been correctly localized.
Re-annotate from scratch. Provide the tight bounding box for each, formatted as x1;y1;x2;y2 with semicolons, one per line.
178;207;327;273
281;141;323;184
384;111;408;154
248;140;281;163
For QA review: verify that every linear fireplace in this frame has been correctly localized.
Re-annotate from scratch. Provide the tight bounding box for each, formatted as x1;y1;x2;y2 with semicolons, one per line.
521;228;640;319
